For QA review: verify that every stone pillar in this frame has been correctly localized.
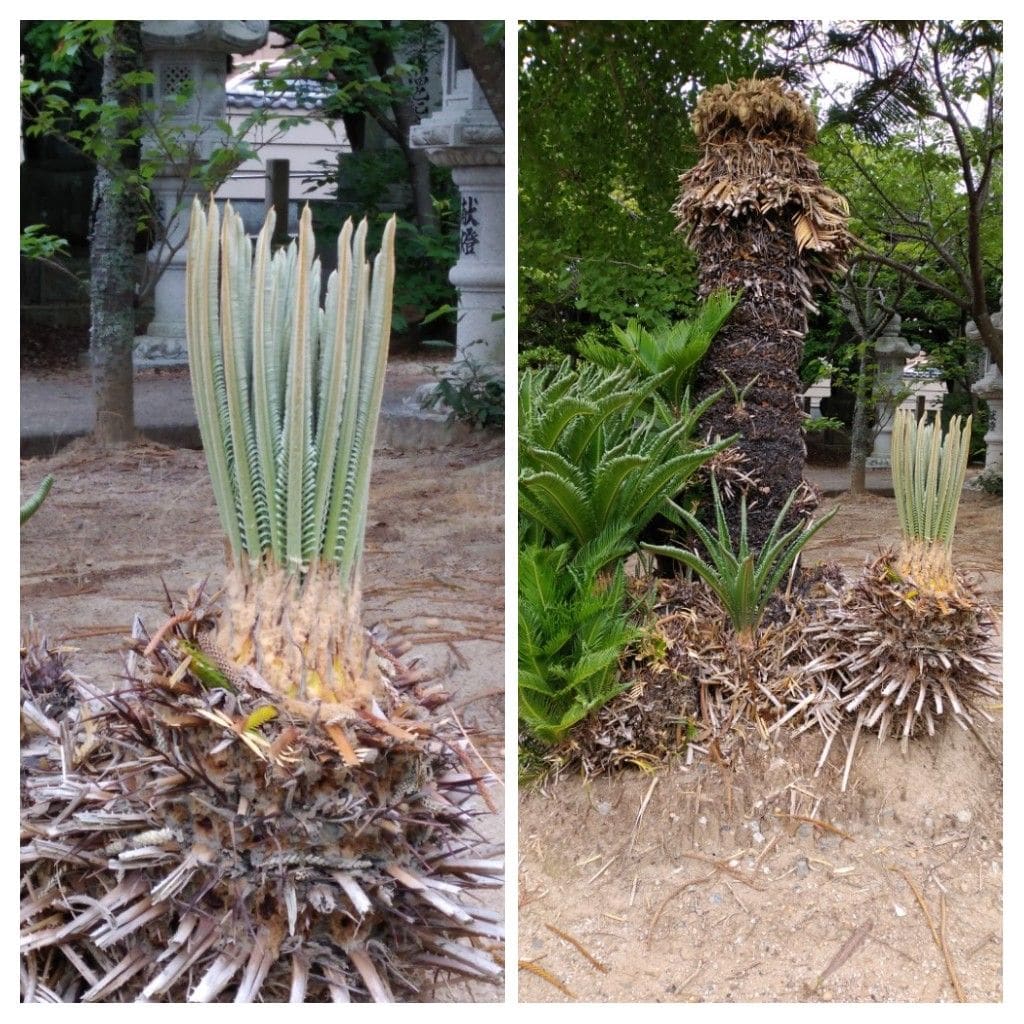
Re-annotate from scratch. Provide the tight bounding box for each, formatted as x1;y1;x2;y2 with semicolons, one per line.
970;298;1003;472
135;21;268;366
867;313;920;469
409;27;504;378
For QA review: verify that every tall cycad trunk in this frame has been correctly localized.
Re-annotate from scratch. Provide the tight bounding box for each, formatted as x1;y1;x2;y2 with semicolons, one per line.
90;20;142;444
675;79;851;550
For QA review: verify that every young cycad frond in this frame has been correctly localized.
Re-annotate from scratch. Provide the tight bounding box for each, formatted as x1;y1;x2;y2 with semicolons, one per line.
646;476;837;646
186;198;395;703
891;409;972;594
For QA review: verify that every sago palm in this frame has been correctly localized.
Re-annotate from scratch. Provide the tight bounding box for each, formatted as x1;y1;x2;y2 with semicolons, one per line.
20;199;502;1002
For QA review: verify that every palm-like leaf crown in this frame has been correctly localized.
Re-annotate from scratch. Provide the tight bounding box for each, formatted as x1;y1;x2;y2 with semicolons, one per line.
186;198;395;591
577;290;740;413
646;476;837;643
519;360;734;571
518;541;640;746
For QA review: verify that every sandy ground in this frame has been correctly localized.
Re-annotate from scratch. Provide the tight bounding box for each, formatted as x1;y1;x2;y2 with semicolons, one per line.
19;432;505;1002
519;489;1002;1004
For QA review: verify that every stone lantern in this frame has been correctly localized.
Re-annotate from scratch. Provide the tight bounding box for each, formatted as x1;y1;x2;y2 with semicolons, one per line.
135;21;269;365
409;27;504;378
866;313;921;469
970;297;1003;473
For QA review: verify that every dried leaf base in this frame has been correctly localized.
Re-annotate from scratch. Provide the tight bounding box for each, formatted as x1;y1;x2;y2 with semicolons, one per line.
21;618;503;1003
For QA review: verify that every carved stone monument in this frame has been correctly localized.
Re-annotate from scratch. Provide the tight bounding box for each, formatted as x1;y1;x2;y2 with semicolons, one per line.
135;21;269;365
409;27;504;378
866;313;921;469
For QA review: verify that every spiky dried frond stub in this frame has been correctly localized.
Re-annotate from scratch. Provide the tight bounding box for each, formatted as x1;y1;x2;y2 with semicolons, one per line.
803;553;999;755
21;619;502;1002
672;78;852;552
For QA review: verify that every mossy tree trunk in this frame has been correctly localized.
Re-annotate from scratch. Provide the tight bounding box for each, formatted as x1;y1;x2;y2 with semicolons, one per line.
676;79;851;552
89;20;142;445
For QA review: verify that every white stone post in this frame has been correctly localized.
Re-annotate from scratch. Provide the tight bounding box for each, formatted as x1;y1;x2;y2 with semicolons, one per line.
135;21;268;365
409;27;504;379
969;297;1003;473
867;314;920;469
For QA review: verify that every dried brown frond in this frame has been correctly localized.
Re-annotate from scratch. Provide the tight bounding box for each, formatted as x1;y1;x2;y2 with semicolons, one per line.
802;552;1000;747
21;599;503;1002
691;78;818;147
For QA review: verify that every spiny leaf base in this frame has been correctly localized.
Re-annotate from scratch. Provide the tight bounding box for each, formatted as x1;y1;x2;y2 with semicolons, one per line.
21;617;502;1002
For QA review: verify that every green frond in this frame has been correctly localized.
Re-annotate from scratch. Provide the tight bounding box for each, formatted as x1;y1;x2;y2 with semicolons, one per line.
185;198;396;589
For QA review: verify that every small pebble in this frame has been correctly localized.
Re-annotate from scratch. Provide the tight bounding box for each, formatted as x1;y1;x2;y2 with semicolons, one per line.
955;808;973;825
595;801;612;817
817;833;840;851
797;824;813;840
894;903;907;918
709;892;723;905
795;858;810;879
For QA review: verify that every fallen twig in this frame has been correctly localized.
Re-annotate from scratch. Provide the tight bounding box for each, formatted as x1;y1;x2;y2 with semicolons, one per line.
518;959;577;1000
814;920;871;990
545;923;609;974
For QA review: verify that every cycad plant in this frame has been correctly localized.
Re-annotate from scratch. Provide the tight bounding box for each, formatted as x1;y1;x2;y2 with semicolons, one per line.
519;542;641;748
805;410;998;753
20;200;502;1002
646;476;837;648
577;290;740;414
519;360;733;570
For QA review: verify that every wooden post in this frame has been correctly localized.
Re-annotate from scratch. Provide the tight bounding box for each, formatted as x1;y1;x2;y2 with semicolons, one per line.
266;159;290;246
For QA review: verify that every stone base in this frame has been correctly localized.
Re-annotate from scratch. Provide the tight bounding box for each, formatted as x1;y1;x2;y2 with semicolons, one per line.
134;333;188;367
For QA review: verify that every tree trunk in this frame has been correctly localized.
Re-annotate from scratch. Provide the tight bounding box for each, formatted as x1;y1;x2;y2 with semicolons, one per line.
674;79;851;553
693;227;809;546
89;20;142;445
848;343;872;495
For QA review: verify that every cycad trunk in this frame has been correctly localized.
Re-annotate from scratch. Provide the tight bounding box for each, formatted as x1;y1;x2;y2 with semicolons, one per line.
89;20;142;444
675;79;851;551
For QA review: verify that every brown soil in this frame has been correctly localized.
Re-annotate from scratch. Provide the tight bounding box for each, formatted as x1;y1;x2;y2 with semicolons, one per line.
519;489;1002;1004
20;432;505;1001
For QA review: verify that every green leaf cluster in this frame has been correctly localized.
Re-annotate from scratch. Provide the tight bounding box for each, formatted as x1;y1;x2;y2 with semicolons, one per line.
519;542;640;747
578;290;740;413
646;478;837;641
519;360;732;572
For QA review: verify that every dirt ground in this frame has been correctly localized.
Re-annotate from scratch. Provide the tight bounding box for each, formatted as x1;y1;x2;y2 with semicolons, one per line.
519;489;1003;1004
19;431;505;1001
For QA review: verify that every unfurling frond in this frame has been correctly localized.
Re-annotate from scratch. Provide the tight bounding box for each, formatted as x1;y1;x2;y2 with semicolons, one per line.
186;197;395;590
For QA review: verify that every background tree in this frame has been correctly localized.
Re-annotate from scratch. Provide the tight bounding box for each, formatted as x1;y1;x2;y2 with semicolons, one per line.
518;21;770;355
777;20;1003;368
22;20;275;442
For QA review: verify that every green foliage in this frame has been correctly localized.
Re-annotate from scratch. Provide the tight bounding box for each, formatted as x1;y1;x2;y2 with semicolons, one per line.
976;468;1002;497
21;21;278;305
646;478;837;640
186;198;395;585
20;476;54;526
518;542;640;747
422;360;504;430
518;345;566;371
519;360;733;570
519;21;767;350
20;224;69;262
578;290;740;413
